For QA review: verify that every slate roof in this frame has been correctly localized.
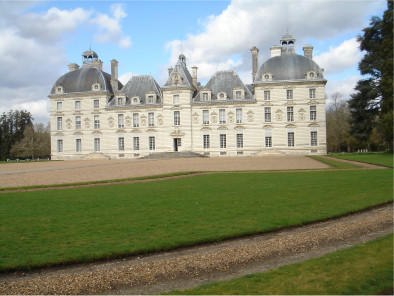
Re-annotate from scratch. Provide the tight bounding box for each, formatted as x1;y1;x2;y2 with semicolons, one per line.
163;54;195;89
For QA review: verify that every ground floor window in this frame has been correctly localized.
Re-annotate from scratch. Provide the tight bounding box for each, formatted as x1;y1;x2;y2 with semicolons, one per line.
149;136;155;150
57;139;63;152
311;131;318;146
76;139;81;152
94;138;100;152
220;134;226;149
118;137;124;151
133;137;140;150
288;132;295;147
265;136;272;148
203;135;210;149
236;134;243;148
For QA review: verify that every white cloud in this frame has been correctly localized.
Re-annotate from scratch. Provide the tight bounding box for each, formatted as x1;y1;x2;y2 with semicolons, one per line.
119;72;135;85
325;75;361;102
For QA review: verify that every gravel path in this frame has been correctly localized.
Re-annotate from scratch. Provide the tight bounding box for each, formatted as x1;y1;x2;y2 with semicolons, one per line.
1;203;392;295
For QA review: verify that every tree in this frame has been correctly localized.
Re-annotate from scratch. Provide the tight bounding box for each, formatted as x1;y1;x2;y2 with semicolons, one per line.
10;123;50;159
0;110;33;160
349;0;393;150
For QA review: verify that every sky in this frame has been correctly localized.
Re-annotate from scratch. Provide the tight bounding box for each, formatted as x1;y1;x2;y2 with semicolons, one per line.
0;0;387;123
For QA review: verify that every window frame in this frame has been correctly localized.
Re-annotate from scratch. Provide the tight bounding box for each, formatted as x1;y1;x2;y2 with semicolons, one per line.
236;108;242;124
149;136;155;151
133;136;140;150
264;90;270;101
220;134;227;149
264;107;271;123
203;134;210;149
57;139;63;152
286;89;293;100
133;113;139;128
310;105;317;121
265;136;272;148
94;99;99;109
75;116;81;130
309;89;316;99
76;138;82;152
94;137;100;152
56;102;62;111
311;131;318;146
148;112;154;127
57;117;62;130
288;132;295;147
287;106;294;122
75;101;81;110
94;115;100;129
118;137;125;151
174;111;180;126
173;94;180;105
118;114;124;128
219;109;226;124
236;133;243;148
203;110;209;125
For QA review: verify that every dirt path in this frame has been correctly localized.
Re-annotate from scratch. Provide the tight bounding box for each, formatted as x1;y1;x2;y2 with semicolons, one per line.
1;203;392;295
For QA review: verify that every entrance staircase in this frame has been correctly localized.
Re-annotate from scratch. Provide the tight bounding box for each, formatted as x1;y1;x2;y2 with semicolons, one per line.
141;151;207;159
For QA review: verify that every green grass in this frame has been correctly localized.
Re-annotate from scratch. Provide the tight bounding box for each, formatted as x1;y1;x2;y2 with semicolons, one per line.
328;152;393;168
0;169;392;271
167;234;393;295
308;155;359;169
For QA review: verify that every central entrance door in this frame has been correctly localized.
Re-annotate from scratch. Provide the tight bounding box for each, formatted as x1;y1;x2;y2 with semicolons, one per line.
173;138;181;152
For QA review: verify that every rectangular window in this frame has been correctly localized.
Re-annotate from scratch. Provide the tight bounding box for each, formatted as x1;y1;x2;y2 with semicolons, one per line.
219;109;226;124
287;107;294;122
265;136;272;148
264;90;270;101
237;134;243;148
309;89;316;99
203;110;209;125
133;137;140;150
203;135;210;149
236;108;242;124
117;97;122;105
75;101;81;110
76;139;82;152
264;107;271;123
287;89;293;100
118;137;124;151
94;115;100;129
288;132;295;147
57;102;62;111
133;113;139;127
311;131;318;146
149;136;155;150
310;106;317;121
57;139;63;152
94;138;100;152
94;99;99;109
57;117;62;130
118;114;124;128
75;116;81;130
202;93;208;101
174;111;180;126
220;134;226;149
147;95;154;104
235;90;242;99
148;112;154;127
173;94;180;104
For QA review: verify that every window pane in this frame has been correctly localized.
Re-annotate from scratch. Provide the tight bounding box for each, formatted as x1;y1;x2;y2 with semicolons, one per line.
264;107;271;122
237;134;243;148
133;137;140;150
57;102;62;111
76;139;81;152
174;111;180;126
288;132;294;147
57;139;63;152
118;114;124;128
311;131;318;146
203;135;210;149
94;100;99;108
264;91;270;101
118;137;124;151
265;136;272;148
203;110;209;125
287;107;294;122
219;109;226;124
75;101;81;110
220;134;226;148
94;115;100;129
57;117;62;130
236;108;242;123
75;116;81;130
133;113;139;127
149;136;155;150
287;90;293;100
173;95;179;104
310;106;317;121
148;112;154;127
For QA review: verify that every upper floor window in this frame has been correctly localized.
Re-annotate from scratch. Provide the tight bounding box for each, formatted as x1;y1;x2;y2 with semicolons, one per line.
148;112;154;127
94;100;99;109
287;90;293;100
173;94;180;104
57;117;62;130
94;115;100;129
56;102;62;111
287;107;294;122
202;92;208;101
75;116;81;130
75;101;81;110
235;91;242;100
118;114;124;128
133;113;139;128
219;109;226;124
264;107;271;123
174;111;180;126
264;90;270;101
147;95;154;104
309;89;316;99
236;108;242;124
310;106;317;121
203;110;209;125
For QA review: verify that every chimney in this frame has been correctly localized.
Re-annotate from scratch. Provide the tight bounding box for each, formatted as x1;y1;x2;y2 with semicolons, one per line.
168;67;173;76
91;59;103;70
191;66;198;88
111;59;119;92
68;63;80;72
250;46;259;81
303;45;313;59
270;45;282;58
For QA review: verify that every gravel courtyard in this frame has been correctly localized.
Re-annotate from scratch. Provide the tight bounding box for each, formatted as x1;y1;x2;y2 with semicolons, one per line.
0;155;329;188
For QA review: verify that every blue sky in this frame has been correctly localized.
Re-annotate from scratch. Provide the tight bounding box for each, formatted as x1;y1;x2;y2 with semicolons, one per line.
0;0;387;123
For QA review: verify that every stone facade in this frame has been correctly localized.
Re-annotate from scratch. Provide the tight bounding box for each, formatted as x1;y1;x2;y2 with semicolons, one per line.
49;34;327;160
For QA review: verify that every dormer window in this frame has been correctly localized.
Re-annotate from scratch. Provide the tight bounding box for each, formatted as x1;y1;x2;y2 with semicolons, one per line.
200;91;211;101
262;73;272;81
218;91;226;100
131;97;140;105
307;71;317;80
233;88;244;100
92;83;101;91
55;85;64;94
117;97;123;105
146;93;156;104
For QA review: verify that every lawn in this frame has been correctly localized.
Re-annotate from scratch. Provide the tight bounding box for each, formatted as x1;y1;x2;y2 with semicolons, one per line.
167;234;393;295
0;169;392;271
328;152;393;168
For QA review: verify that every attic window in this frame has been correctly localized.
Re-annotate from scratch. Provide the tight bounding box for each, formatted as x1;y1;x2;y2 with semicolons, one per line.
233;88;244;100
117;98;123;105
263;73;272;81
92;83;101;91
307;71;317;80
146;94;156;104
132;97;140;105
55;86;64;94
218;92;226;100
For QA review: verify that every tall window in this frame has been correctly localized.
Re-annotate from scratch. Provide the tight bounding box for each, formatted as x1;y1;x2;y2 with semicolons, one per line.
75;101;81;110
310;106;317;121
174;111;180;126
202;93;208;101
76;139;82;152
148;112;154;127
133;113;139;127
264;107;271;123
288;132;295;147
117;97;122;105
94;138;100;152
235;90;242;99
264;90;270;101
311;131;318;146
173;94;180;104
57;102;62;111
133;137;140;150
149;136;155;150
57;117;62;130
94;115;100;129
203;110;209;125
220;134;226;148
219;109;226;124
236;108;242;124
287;89;293;100
57;139;63;152
265;136;272;148
203;135;210;149
287;107;294;122
237;134;243;148
118;114;124;128
309;89;316;99
118;137;124;151
75;116;81;130
94;99;99;109
147;95;154;104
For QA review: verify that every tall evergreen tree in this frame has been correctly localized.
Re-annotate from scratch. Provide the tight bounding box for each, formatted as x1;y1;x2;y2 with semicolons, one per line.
349;0;393;150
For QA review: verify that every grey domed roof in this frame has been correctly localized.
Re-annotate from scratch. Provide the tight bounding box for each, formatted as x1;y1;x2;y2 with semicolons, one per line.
254;52;324;82
50;66;119;94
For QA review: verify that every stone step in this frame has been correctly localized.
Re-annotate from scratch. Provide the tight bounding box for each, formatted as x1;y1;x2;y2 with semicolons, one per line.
141;151;207;159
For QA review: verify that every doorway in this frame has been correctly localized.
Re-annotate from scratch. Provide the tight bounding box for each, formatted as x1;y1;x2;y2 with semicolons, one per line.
173;138;181;152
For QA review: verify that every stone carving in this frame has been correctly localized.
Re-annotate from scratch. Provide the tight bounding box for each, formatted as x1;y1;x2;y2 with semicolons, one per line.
84;118;90;128
157;114;163;126
125;116;132;127
247;110;254;122
192;112;199;124
228;111;234;123
66;118;72;129
108;116;114;128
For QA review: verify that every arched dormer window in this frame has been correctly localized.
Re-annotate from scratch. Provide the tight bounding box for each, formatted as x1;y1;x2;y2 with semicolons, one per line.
217;91;227;100
131;96;140;105
262;73;272;81
92;83;101;91
307;71;317;80
55;85;64;94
